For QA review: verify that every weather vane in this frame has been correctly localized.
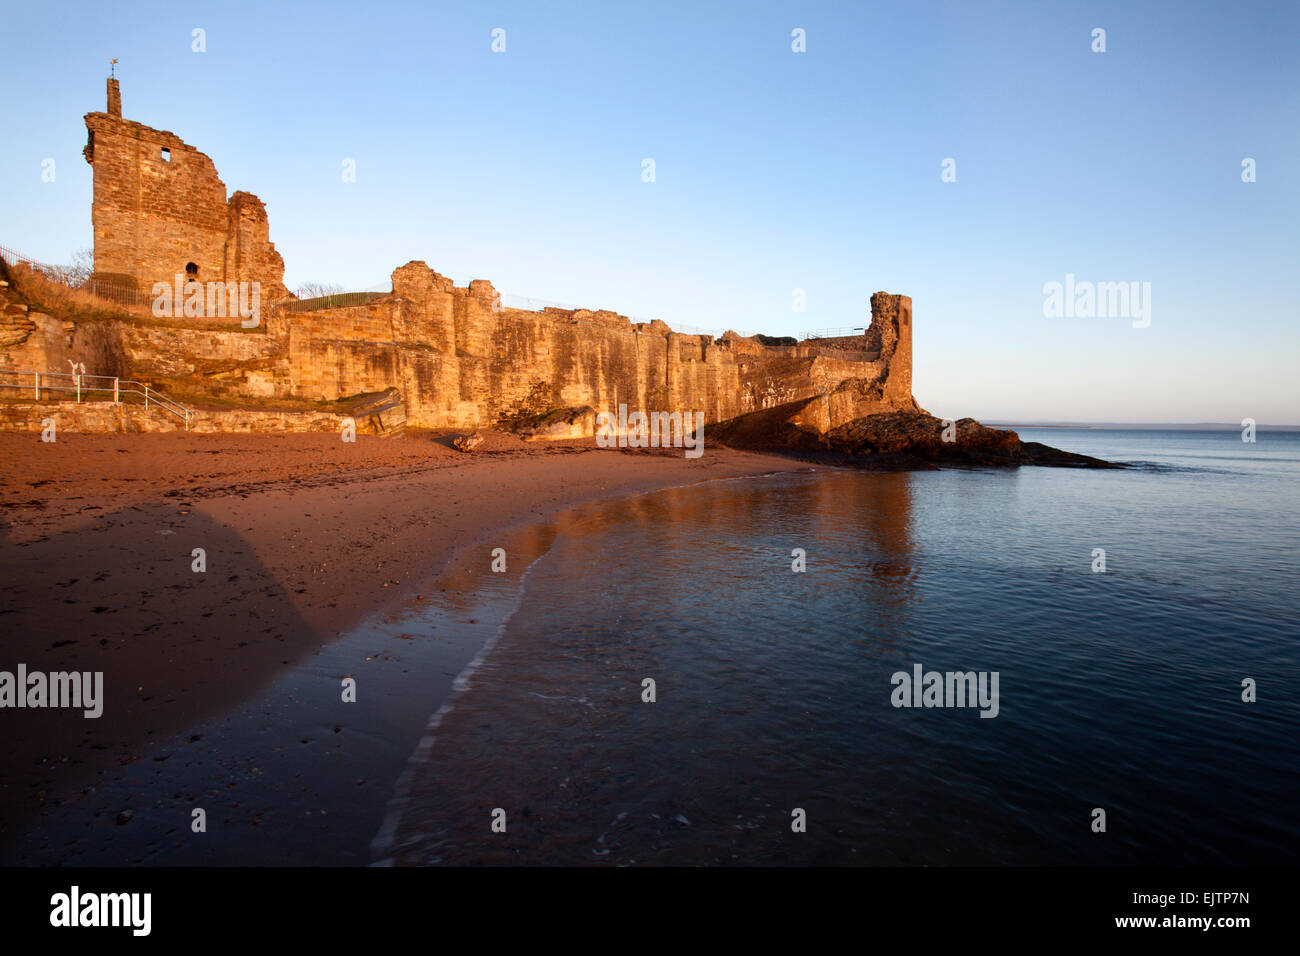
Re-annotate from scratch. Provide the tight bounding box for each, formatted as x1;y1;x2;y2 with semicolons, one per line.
110;58;117;78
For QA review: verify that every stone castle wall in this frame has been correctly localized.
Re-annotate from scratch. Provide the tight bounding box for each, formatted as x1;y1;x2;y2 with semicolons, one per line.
4;270;913;437
278;262;914;431
0;399;402;436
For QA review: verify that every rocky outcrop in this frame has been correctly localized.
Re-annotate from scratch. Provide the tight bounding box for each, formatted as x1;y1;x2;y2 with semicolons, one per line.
708;405;1116;469
823;413;1115;467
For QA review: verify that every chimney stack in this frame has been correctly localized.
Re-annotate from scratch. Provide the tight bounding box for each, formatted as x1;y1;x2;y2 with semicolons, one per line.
107;77;121;118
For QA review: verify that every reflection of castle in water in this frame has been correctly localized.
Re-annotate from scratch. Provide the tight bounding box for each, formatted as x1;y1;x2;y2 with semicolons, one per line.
379;468;922;865
534;467;917;607
840;471;917;587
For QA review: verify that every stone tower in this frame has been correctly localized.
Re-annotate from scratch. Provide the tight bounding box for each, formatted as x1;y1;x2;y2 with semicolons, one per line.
83;79;289;301
867;291;914;408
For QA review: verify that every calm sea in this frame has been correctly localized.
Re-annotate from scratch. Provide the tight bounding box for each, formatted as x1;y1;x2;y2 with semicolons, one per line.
378;429;1300;865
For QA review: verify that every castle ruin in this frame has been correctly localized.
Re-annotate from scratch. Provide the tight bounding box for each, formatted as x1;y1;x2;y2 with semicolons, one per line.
5;80;919;437
83;79;289;301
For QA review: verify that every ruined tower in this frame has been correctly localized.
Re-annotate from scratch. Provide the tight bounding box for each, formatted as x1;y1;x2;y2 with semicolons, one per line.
83;79;290;301
870;291;913;408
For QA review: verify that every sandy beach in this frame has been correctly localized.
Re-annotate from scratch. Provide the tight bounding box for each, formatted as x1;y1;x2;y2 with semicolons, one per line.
0;430;800;857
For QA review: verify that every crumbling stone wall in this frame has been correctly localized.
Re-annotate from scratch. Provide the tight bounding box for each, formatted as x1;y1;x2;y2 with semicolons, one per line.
279;262;916;432
225;192;289;300
869;292;914;408
83;79;289;302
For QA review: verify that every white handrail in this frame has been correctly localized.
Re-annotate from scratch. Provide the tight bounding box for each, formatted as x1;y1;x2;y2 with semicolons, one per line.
0;368;194;429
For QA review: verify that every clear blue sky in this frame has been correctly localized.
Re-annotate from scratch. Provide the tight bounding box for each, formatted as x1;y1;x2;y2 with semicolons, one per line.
2;0;1297;422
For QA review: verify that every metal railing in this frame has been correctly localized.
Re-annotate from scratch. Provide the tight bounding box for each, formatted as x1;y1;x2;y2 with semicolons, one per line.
0;368;195;429
278;291;388;313
78;278;151;308
0;243;149;308
803;327;866;340
0;242;62;275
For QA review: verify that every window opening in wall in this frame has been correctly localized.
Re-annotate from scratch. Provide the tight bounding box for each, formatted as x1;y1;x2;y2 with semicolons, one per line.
161;147;171;162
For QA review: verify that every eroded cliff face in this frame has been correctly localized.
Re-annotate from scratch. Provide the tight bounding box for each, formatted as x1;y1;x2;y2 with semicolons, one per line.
275;262;916;432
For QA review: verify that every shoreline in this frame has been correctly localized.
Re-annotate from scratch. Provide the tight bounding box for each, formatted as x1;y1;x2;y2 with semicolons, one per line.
366;465;811;865
0;430;806;859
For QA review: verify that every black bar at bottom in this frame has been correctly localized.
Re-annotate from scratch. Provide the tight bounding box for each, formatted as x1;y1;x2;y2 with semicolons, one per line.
0;866;1279;942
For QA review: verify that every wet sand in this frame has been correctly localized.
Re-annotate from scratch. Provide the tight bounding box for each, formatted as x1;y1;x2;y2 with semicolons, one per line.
0;430;798;860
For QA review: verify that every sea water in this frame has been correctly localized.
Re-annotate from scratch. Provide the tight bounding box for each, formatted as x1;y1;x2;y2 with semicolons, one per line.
379;429;1300;865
